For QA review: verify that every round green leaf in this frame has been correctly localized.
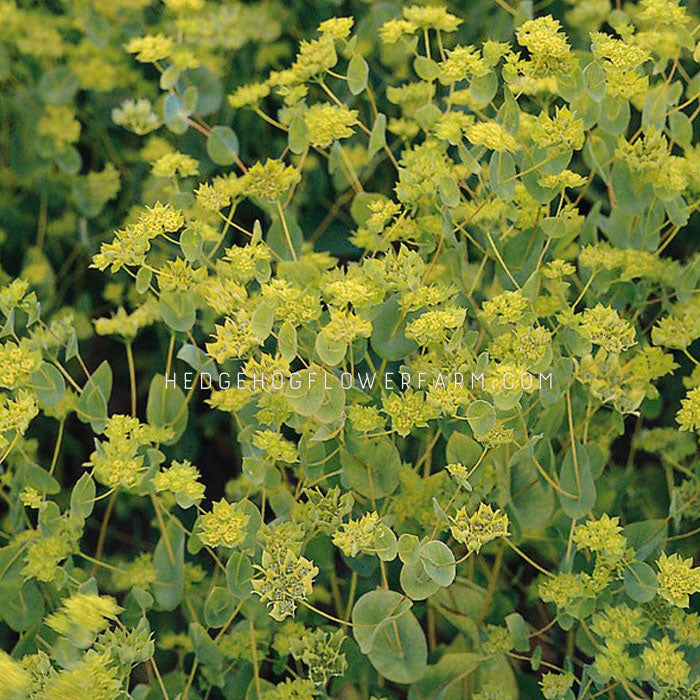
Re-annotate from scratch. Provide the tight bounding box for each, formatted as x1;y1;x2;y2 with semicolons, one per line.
400;559;440;600
419;540;456;587
558;443;596;519
226;552;254;599
204;586;236;628
347;53;369;95
370;295;418;361
159;291;196;333
341;436;400;499
206;126;240;166
38;67;79;105
29;362;65;407
624;561;658;603
466;400;496;435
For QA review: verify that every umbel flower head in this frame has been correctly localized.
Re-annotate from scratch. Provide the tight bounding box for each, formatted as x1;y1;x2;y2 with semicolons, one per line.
197;499;250;548
241;159;300;201
450;503;509;553
46;592;122;649
289;627;347;686
304;103;359;148
656;552;700;607
0;650;31;700
252;550;319;621
573;514;628;562
153;459;205;508
332;511;380;557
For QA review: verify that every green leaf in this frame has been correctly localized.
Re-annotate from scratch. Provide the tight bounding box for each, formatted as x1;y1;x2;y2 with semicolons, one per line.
505;612;530;652
438;175;460;208
0;580;44;632
489;150;516;201
623;561;658;603
283;368;326;416
419;540;456;587
159;291;196;332
367;606;427;684
374;523;398;562
665;195;689;226
670;111;693;148
146;374;188;444
398;533;420;565
135;267;152;294
70;473;96;520
160;66;182;90
341;436;400;499
466;400;496;435
268;213;303;261
57;146;82;175
189;622;223;669
583;62;605;102
38;67;79;105
76;360;112;433
186;65;222;115
347;54;369;94
408;653;480;700
370;295;418;361
23;463;60;495
288;114;309;155
315;332;347;366
414;55;440;82
204;586;236;628
470;72;498;107
599;96;630;135
153;520;185;611
177;343;219;380
557;66;584;102
611;160;653;215
28;362;65;407
251;299;275;341
206;126;240;166
624;519;667;562
226;552;254;599
180;227;202;262
446;431;482;467
278;321;297;362
558;443;596;519
368;113;387;159
642;84;668;133
352;589;413;654
400;559;440;600
540;217;566;239
163;93;189;135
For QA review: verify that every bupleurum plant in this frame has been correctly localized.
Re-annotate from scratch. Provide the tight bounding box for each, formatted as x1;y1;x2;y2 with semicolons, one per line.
3;0;700;697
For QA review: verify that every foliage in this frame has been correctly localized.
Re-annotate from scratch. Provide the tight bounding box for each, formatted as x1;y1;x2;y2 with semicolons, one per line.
3;0;700;698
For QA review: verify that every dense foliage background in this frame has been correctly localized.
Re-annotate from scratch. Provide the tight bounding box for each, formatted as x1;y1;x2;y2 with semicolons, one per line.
2;0;700;698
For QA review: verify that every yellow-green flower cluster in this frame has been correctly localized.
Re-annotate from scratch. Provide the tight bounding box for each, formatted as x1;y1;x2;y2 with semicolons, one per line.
153;460;205;508
46;593;121;648
253;429;299;463
152;151;199;178
405;307;466;346
305;104;359;148
126;33;174;63
86;415;171;490
656;552;700;607
252;550;318;621
573;514;627;562
450;503;509;553
332;512;380;557
577;304;636;354
198;499;250;548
